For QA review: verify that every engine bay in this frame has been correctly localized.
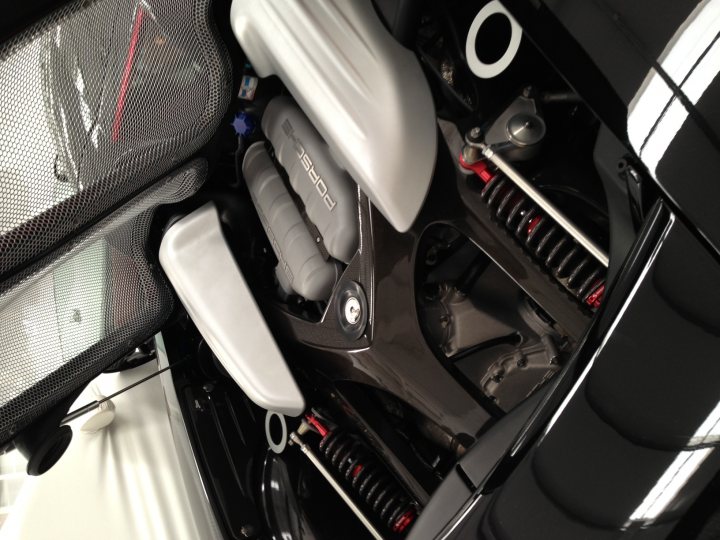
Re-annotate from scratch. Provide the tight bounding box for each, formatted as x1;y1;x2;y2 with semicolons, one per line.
161;0;644;537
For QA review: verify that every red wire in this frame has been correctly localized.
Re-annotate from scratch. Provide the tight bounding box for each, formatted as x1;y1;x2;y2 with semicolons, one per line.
111;7;145;142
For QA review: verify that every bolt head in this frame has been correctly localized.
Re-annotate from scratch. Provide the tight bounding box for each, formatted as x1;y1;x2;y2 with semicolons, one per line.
468;127;482;141
344;296;362;325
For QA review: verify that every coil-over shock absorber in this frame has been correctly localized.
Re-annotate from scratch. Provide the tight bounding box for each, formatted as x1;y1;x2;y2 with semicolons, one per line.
460;154;607;309
305;414;417;535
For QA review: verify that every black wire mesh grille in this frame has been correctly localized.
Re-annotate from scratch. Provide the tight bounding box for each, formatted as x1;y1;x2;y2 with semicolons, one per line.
0;160;206;444
0;0;229;279
0;0;230;444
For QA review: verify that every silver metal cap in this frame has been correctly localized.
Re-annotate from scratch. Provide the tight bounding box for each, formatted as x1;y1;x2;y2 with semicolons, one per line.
506;113;546;147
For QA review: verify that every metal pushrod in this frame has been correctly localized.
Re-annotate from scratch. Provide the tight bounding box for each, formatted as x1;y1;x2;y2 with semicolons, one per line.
62;358;179;425
289;430;385;540
476;142;610;268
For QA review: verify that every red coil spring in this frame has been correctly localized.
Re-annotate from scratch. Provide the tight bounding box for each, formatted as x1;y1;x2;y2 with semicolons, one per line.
460;156;606;309
307;415;416;534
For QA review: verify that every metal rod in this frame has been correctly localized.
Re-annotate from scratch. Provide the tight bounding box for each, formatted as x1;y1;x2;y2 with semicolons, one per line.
477;142;610;268
289;431;385;540
62;357;178;425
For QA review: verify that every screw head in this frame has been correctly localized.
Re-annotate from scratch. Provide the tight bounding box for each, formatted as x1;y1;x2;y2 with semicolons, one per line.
468;127;482;141
344;296;362;325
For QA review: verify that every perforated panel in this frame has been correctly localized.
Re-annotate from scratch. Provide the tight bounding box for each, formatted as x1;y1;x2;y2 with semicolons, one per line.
0;0;229;279
0;161;206;444
0;0;230;444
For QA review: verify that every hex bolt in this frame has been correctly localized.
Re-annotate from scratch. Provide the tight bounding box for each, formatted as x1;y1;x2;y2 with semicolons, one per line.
469;126;482;140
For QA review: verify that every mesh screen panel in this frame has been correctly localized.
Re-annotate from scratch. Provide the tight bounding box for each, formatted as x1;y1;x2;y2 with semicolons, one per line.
0;160;206;444
0;0;229;279
0;0;229;444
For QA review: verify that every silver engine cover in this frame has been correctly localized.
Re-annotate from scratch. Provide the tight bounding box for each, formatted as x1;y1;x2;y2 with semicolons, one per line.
230;0;437;232
262;96;358;264
243;142;339;301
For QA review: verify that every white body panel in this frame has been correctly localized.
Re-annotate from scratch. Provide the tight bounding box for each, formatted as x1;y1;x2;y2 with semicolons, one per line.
159;203;305;416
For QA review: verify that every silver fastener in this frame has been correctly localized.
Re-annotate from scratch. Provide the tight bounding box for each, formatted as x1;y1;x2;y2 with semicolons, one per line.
344;296;361;325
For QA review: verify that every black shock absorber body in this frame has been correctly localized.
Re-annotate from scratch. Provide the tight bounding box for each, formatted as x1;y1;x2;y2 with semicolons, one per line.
317;429;417;535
